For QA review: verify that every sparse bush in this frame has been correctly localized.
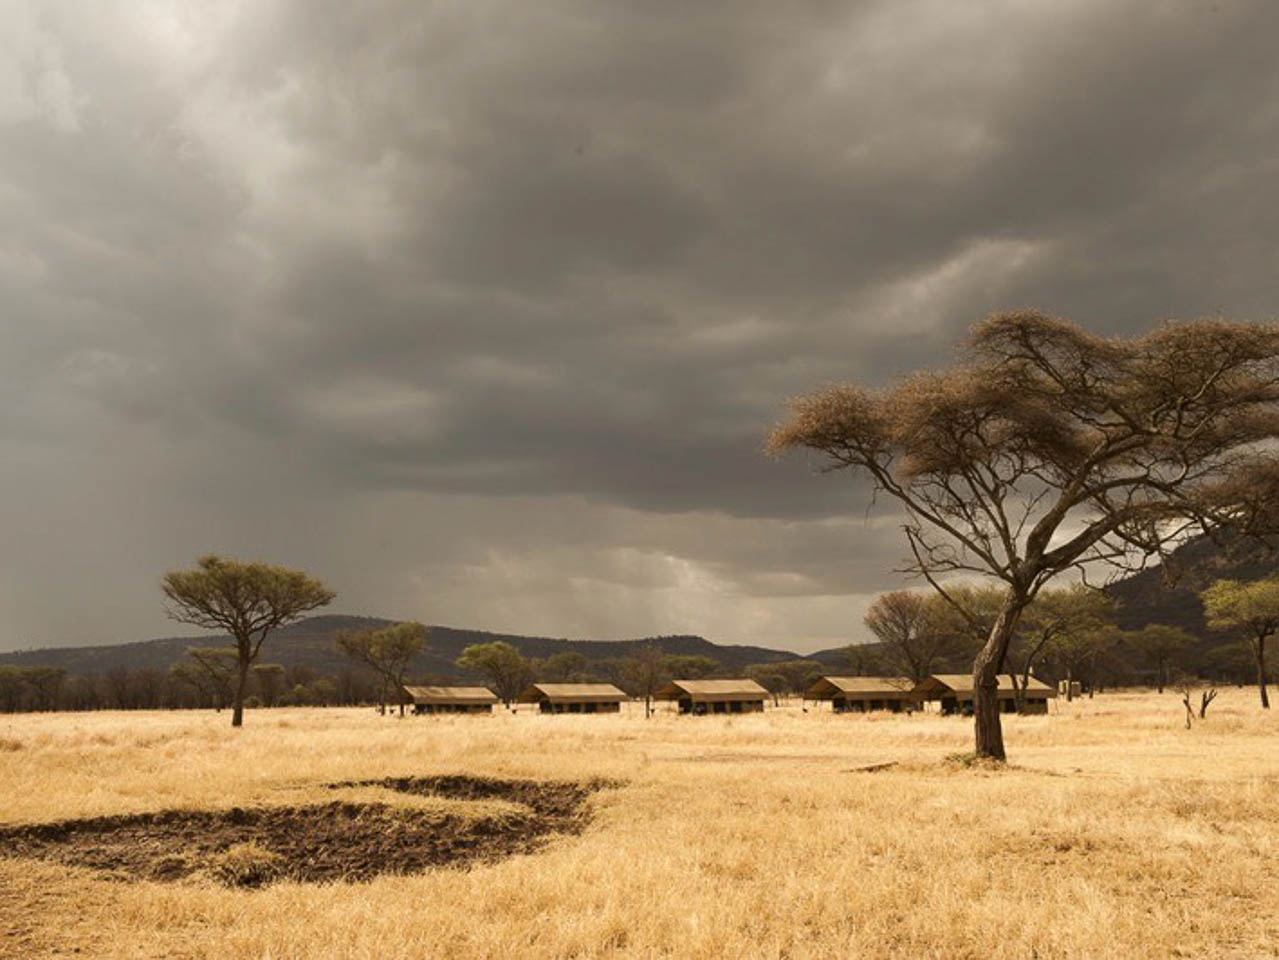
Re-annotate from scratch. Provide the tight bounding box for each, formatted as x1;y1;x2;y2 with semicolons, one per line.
206;841;283;888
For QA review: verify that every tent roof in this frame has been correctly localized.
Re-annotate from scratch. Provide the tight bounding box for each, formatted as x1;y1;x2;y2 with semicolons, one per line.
914;674;1054;697
517;683;627;703
655;678;768;701
806;676;916;698
403;685;498;704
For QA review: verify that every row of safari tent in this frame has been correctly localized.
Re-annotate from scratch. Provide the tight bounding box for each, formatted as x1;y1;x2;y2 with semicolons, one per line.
402;675;1054;716
806;674;1055;715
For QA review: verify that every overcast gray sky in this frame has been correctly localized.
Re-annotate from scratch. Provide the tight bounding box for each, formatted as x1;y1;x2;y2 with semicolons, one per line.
3;1;1278;654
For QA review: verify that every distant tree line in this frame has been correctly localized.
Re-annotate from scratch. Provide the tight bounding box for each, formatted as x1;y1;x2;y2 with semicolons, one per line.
846;579;1270;702
2;552;1271;716
0;660;373;713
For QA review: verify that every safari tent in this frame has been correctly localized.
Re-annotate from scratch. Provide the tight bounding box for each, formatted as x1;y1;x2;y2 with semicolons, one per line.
654;678;768;715
403;686;498;714
912;674;1054;715
805;676;917;713
517;683;626;714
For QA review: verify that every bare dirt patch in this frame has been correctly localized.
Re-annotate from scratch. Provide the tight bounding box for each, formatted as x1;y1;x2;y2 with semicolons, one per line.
0;775;615;887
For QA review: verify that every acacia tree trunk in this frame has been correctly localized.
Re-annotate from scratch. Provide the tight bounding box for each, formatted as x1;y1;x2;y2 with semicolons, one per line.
1015;635;1051;714
1065;666;1074;703
1257;636;1270;709
1009;672;1024;714
973;593;1028;761
231;657;250;728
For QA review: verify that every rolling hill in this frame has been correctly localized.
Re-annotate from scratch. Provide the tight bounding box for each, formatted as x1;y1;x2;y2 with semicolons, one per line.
0;616;801;679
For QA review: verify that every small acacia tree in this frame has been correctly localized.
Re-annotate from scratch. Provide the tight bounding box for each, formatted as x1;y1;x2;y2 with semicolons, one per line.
184;646;239;711
1127;624;1196;693
621;643;669;717
745;665;788;706
770;660;826;698
336;621;427;715
864;590;951;683
161;555;335;727
1016;584;1114;703
1202;578;1279;708
769;311;1279;760
456;641;533;706
252;664;287;708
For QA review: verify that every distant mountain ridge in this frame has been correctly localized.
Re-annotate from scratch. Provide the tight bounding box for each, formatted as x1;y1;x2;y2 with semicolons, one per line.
0;615;801;678
1104;531;1279;635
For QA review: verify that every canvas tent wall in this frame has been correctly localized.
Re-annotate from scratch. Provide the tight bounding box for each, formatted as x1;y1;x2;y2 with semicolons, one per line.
912;674;1054;715
517;683;626;714
403;686;498;714
654;679;767;715
805;677;917;713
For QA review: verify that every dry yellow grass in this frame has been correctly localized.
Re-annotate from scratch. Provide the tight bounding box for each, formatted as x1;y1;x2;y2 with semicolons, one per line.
1;690;1277;958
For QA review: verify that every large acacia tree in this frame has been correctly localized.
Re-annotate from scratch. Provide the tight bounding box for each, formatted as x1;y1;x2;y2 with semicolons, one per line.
768;312;1279;760
162;555;335;727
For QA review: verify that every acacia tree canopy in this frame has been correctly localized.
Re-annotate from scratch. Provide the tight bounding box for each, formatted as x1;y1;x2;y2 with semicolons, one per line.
161;555;335;728
769;311;1279;759
456;641;533;705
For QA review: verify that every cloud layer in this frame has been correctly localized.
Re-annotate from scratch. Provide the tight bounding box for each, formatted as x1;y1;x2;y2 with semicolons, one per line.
3;1;1278;652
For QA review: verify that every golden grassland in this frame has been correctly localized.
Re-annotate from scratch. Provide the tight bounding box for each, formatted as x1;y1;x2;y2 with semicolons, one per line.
1;690;1277;959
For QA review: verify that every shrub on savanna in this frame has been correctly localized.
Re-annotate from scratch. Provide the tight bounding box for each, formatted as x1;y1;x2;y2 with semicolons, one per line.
204;841;284;888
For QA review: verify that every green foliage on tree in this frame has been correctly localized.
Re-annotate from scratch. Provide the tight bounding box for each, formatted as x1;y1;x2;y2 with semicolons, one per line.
843;642;887;676
161;555;335;727
745;664;788;705
336;622;427;715
1202;577;1279;708
540;651;590;682
456;640;533;706
662;655;719;679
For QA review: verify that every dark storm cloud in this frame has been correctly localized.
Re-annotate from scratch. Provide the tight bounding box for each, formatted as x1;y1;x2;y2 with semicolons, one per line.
3;0;1279;650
